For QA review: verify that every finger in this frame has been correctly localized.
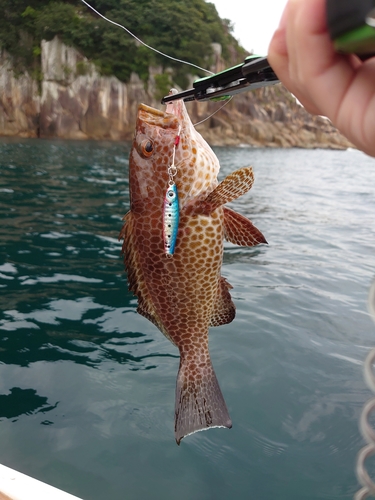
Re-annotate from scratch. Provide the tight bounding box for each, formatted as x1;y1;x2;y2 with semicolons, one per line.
269;0;375;155
337;57;375;152
268;5;322;115
284;0;356;123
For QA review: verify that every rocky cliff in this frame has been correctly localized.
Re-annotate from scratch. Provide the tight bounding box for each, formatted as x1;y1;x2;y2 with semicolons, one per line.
0;37;352;149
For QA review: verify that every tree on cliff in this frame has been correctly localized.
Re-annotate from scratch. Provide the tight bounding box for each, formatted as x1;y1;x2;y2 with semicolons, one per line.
0;0;246;87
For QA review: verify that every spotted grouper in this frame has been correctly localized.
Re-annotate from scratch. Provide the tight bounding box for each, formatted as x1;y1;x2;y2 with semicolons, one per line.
119;97;266;444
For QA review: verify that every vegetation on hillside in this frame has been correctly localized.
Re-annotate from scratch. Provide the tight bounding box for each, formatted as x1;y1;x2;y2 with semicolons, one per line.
0;0;247;87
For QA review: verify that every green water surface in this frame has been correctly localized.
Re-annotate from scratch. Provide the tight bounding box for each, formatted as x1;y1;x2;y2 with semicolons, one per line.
0;139;375;499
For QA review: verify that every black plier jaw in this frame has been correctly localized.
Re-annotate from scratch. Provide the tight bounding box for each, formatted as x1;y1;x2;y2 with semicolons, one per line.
161;55;279;104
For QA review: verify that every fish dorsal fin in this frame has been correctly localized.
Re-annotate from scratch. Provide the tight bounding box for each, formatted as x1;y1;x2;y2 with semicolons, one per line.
210;276;236;327
223;206;267;246
119;211;165;333
204;166;254;210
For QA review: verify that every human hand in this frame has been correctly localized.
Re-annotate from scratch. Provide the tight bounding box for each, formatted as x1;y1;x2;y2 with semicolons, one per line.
268;0;375;157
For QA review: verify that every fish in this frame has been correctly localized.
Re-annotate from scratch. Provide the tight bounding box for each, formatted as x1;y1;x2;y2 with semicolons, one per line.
119;97;267;444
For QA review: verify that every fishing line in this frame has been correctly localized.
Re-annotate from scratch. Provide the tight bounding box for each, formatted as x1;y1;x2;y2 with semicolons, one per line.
80;0;214;76
193;97;233;127
80;0;232;128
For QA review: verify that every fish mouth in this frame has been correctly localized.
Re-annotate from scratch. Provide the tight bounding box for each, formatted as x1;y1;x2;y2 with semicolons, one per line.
138;103;180;129
138;103;165;118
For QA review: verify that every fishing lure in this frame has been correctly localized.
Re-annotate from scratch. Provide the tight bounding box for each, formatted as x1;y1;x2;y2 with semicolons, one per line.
163;127;181;255
163;183;179;255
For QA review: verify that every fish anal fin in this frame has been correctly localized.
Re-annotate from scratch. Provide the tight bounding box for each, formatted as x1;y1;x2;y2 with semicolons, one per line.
223;206;267;246
204;166;254;211
175;353;232;445
210;276;236;327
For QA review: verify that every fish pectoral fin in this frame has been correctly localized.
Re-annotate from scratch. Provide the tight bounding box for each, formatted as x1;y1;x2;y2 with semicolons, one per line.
184;167;255;216
223;206;267;246
175;353;232;445
202;166;254;212
210;276;236;327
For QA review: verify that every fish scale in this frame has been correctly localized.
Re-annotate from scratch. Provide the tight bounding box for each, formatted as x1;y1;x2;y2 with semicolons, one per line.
120;100;267;444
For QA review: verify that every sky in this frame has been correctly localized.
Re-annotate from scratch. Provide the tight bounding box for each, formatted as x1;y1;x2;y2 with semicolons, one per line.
211;0;288;55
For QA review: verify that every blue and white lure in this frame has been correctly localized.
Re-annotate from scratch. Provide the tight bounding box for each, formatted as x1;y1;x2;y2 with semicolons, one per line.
163;183;179;255
163;126;181;255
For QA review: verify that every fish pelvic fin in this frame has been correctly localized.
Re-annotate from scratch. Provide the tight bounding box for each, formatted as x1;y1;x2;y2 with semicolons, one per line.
223;206;267;246
175;352;232;445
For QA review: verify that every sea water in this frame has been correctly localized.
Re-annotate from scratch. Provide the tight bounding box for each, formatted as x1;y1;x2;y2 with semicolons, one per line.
0;138;375;500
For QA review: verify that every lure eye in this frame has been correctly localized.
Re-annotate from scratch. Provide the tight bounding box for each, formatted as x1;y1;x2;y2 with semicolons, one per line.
141;140;154;157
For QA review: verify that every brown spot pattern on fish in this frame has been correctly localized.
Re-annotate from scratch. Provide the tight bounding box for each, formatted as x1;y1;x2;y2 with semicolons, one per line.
205;167;254;208
120;100;267;444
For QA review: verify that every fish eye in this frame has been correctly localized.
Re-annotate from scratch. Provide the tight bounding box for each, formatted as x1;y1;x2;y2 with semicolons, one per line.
141;139;154;158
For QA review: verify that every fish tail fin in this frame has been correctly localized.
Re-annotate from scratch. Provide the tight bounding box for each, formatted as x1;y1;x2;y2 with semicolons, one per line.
174;353;232;445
